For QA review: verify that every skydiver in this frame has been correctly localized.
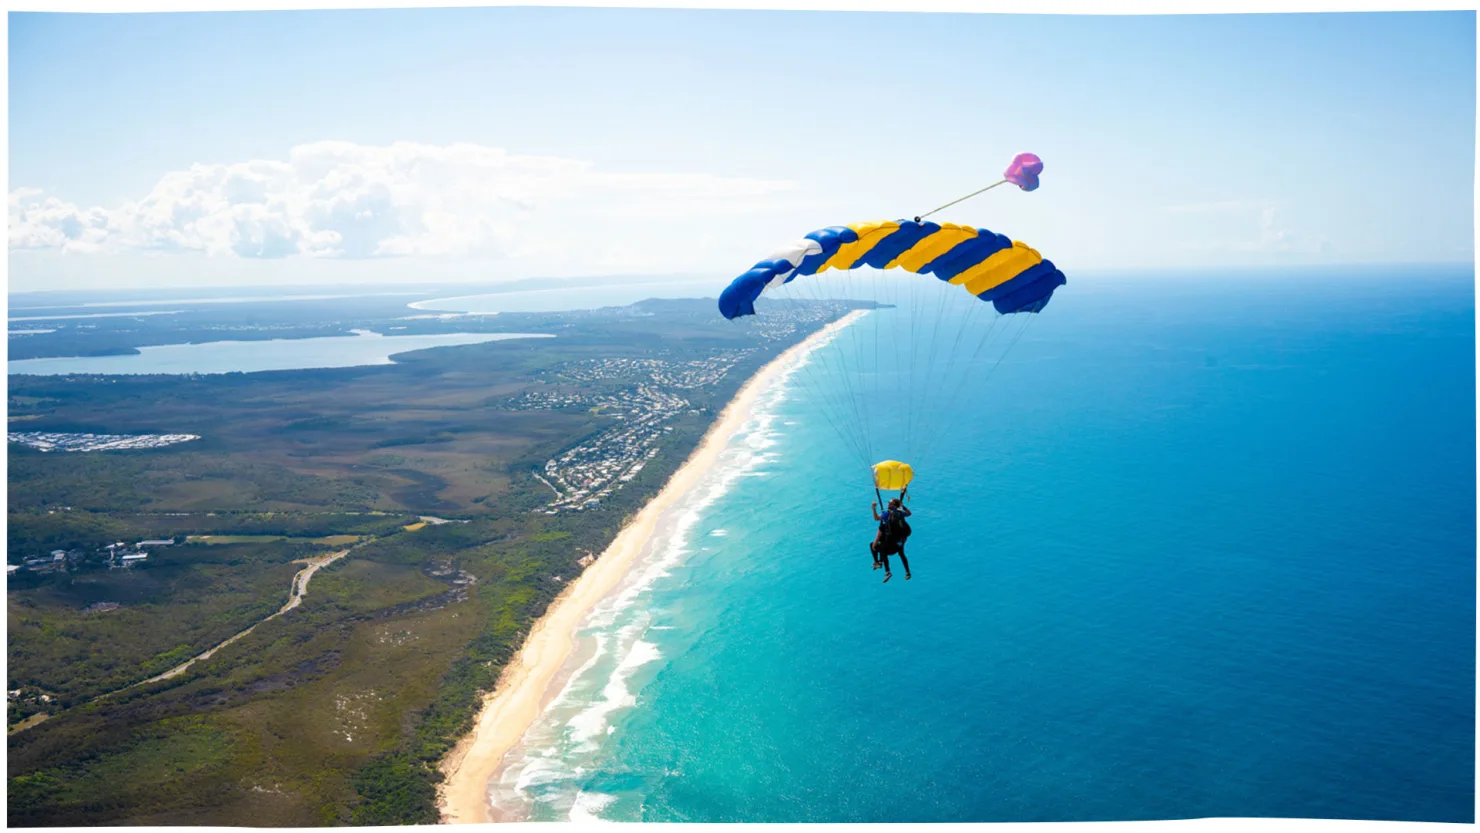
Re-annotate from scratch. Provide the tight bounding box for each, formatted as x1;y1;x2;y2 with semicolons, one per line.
870;497;912;582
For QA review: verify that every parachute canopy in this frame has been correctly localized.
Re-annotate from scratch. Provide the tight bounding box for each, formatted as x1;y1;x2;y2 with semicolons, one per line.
873;460;914;491
717;219;1066;321
1004;152;1044;192
717;159;1062;496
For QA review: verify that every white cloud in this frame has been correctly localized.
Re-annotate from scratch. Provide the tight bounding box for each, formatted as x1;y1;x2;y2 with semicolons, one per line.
1164;199;1329;258
1244;206;1291;252
9;188;114;252
8;140;800;263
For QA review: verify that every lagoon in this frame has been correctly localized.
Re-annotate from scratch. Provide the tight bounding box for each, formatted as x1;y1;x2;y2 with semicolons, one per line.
7;329;552;376
9;310;186;322
411;278;716;315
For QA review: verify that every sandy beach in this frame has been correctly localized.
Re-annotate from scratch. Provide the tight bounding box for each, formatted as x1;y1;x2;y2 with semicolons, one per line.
436;310;866;824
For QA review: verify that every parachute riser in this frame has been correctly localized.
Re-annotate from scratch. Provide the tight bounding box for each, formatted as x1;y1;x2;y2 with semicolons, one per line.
915;179;1008;223
873;483;909;504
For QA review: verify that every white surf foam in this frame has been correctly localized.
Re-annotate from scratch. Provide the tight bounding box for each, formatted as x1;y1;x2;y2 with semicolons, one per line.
569;790;619;822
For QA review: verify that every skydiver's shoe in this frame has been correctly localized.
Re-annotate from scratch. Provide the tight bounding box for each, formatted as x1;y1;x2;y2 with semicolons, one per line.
872;561;881;570
883;573;892;583
905;573;912;580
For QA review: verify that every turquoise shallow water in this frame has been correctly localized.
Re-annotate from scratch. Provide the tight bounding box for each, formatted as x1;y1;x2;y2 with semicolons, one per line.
496;267;1475;823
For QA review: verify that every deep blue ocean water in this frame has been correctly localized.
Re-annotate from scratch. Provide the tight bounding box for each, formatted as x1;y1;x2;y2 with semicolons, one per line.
497;267;1475;824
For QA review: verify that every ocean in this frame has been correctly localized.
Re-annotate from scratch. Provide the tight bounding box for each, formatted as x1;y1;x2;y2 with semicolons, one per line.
490;266;1475;824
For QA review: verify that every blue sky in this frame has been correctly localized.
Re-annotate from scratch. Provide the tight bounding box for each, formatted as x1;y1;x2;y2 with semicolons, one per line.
7;7;1475;291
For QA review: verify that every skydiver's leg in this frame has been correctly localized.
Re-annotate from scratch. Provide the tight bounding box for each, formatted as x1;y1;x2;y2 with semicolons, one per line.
898;548;911;580
880;550;892;582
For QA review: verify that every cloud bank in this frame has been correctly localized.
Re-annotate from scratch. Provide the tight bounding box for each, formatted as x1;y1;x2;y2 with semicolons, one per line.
1161;198;1329;257
9;141;799;264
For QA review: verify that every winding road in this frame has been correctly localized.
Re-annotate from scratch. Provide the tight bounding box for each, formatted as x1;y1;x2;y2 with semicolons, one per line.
134;547;353;687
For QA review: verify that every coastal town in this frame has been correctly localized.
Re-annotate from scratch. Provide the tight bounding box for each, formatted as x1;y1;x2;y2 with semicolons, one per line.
503;303;863;514
547;351;756;390
8;431;201;453
528;379;692;513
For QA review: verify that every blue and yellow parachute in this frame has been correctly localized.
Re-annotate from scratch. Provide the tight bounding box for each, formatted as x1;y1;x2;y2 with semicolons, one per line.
718;219;1066;321
715;216;1067;500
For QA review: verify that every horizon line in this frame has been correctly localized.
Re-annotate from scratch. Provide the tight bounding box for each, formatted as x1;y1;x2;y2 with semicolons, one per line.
8;260;1476;299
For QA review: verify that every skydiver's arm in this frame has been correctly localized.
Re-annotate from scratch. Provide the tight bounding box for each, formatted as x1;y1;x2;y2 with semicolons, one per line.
900;506;912;517
872;503;882;522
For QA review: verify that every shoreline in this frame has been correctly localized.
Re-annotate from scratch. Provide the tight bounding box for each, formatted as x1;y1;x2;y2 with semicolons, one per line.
436;309;867;825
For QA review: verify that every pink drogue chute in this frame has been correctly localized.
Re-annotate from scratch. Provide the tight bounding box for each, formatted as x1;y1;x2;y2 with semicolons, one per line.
1003;152;1043;191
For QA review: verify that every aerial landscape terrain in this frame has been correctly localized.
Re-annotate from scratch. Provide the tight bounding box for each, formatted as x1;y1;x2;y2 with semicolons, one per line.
7;284;857;825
